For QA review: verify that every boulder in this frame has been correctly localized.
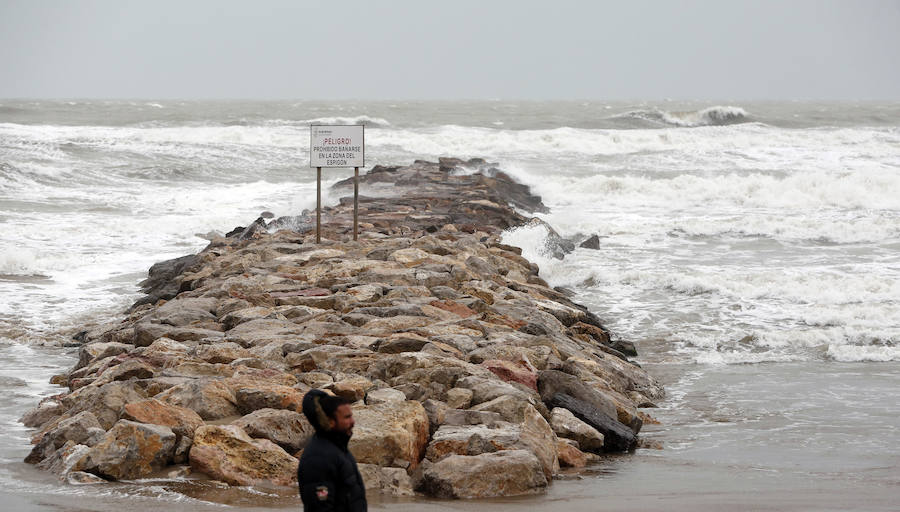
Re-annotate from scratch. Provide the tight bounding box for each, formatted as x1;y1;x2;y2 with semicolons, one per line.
481;358;538;391
26;411;104;464
358;463;414;497
83;420;176;480
425;405;557;479
75;342;131;371
195;342;252;364
445;387;472;409
416;450;547;498
231;408;314;453
122;399;204;440
36;441;93;478
156;379;240;421
470;394;532;423
548;392;636;452
232;383;306;415
20;399;63;429
364;387;407;405
550;406;604;452
537;370;618;423
98;359;156;383
59;381;146;430
349;401;429;469
556;438;588;468
189;424;298;487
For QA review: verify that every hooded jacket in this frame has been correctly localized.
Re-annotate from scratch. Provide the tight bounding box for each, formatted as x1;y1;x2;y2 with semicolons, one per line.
298;389;367;512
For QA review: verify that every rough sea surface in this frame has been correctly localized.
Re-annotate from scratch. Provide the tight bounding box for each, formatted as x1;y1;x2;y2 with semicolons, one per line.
1;100;898;510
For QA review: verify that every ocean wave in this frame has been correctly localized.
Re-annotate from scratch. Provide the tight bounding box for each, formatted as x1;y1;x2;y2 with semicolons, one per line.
613;105;752;127
299;115;390;127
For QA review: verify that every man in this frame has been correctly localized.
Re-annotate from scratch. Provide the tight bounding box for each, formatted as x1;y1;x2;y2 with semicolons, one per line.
298;389;367;512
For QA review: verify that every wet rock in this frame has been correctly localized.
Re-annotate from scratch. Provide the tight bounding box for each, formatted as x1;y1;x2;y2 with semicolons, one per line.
556;438;588;467
547;392;636;452
579;234;600;250
75;342;131;371
83;420;176;480
416;450;547;498
189;424;298;487
59;381;146;430
20;400;63;429
67;470;108;485
27;411;104;464
537;370;618;423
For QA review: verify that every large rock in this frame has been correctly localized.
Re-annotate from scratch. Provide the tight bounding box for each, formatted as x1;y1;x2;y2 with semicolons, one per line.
416;450;548;498
26;411;104;464
358;463;414;497
20;399;63;429
481;359;538;391
425;404;558;479
156;379;240;420
349;400;429;469
122;399;204;440
231;408;314;453
83;420;176;480
537;370;618;423
189;424;298;487
550;406;605;452
548;392;636;452
232;382;307;415
59;381;146;430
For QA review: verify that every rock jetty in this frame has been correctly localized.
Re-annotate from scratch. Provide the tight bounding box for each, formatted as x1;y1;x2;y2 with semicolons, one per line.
21;158;664;499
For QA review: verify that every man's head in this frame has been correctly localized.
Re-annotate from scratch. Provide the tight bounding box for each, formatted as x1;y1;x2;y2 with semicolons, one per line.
302;390;355;437
320;394;354;436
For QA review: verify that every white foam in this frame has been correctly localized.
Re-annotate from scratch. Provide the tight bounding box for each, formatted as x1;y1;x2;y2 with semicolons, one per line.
300;115;390;127
827;344;900;362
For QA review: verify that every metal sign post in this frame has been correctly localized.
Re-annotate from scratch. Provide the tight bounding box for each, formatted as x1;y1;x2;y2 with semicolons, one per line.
353;167;359;241
309;125;365;243
316;166;321;243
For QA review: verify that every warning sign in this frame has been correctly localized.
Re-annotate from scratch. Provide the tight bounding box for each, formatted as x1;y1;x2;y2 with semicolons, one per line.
310;125;364;168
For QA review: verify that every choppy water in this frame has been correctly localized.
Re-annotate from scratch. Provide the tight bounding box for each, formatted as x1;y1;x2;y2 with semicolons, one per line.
1;100;898;510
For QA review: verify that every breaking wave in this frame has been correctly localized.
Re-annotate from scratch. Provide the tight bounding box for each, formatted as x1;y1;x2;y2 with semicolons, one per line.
614;105;751;127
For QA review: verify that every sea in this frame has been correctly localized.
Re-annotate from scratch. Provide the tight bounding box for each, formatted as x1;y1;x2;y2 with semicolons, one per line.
1;100;898;511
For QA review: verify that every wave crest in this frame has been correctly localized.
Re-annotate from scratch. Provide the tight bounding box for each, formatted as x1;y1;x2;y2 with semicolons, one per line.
616;105;751;127
300;115;390;127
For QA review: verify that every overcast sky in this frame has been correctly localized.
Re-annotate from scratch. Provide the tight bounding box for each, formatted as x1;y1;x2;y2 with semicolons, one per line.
1;0;898;100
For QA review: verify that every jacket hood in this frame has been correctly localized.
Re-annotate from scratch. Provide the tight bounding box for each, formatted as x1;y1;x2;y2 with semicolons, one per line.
302;389;332;434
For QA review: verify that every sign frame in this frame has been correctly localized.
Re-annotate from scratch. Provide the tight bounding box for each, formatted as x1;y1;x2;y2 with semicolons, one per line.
310;124;365;168
308;124;366;243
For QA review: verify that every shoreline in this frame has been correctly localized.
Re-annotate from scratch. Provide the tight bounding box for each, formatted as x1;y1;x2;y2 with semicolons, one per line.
19;158;664;500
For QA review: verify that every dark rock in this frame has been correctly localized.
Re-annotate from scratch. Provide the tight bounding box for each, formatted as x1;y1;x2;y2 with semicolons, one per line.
579;235;601;250
547;392;636;452
131;254;200;310
537;370;618;424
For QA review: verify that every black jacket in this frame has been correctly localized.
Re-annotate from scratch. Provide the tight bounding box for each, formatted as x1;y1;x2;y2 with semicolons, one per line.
298;391;367;512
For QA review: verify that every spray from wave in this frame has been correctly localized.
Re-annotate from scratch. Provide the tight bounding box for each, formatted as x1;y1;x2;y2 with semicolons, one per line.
614;105;751;127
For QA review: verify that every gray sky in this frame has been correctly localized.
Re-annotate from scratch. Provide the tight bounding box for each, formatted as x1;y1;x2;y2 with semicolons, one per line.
1;0;898;100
